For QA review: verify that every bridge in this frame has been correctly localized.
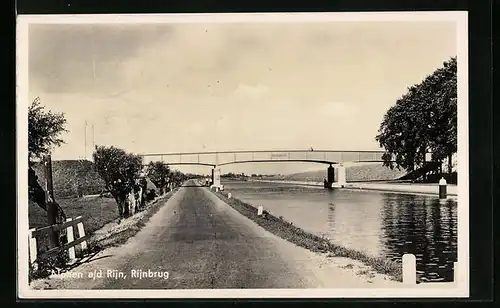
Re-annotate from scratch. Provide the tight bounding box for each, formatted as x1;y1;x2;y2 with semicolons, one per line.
139;149;388;189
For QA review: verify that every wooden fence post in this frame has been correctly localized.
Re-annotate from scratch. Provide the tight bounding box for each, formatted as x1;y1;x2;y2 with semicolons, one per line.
76;216;88;252
28;228;38;271
66;218;76;263
43;154;59;249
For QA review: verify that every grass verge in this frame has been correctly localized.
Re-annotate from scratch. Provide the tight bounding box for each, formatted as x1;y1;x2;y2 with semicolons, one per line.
86;188;180;252
212;189;403;282
29;197;119;234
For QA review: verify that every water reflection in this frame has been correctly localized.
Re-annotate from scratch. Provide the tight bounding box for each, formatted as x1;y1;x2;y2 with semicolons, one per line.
222;180;457;282
379;194;457;282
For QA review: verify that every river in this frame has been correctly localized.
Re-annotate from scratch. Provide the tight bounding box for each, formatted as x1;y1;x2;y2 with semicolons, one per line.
221;180;457;283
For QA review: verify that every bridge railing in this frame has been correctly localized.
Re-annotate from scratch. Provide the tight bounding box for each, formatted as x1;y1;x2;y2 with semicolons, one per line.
140;150;387;166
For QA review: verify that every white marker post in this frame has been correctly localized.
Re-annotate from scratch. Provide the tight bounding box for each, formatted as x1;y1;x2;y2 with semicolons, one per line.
66;217;76;263
257;206;264;216
28;228;38;271
439;177;447;199
228;193;232;199
402;253;417;285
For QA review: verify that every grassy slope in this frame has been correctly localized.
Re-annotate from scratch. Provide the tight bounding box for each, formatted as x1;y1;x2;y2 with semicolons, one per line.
28;197;118;234
29;160;117;250
31;160;105;199
283;163;407;182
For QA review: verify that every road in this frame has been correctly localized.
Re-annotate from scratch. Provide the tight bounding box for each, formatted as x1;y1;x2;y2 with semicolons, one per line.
34;180;397;289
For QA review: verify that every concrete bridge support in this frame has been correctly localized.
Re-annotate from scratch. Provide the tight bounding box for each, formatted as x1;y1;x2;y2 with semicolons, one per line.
211;166;221;188
327;165;335;186
326;164;346;188
335;165;346;187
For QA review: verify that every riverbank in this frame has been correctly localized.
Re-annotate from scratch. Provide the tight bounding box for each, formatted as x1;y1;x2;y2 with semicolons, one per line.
344;182;457;199
210;187;404;282
247;179;458;199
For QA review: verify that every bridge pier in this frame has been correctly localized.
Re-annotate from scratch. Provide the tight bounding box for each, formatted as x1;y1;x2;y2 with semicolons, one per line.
211;166;221;188
327;165;335;188
334;165;346;188
326;164;346;188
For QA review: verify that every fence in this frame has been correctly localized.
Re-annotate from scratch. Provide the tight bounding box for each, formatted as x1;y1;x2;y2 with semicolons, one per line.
29;215;89;270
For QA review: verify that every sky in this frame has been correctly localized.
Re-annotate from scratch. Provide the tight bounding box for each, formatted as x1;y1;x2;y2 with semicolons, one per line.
28;19;457;175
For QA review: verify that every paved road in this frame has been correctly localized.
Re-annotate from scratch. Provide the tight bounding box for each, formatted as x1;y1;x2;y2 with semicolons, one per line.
39;179;395;289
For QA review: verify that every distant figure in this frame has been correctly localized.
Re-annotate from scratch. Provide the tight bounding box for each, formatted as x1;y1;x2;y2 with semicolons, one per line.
310;147;314;151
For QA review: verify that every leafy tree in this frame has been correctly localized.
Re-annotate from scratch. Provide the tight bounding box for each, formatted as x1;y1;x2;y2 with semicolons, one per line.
146;161;170;195
28;97;68;225
424;57;457;173
92;145;143;219
376;57;457;174
170;170;187;187
28;97;68;162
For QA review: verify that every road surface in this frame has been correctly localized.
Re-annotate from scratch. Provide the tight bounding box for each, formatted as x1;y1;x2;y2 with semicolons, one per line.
33;180;397;289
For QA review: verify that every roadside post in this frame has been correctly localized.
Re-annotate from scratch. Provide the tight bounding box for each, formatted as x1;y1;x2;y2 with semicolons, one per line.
402;253;417;285
439;177;447;199
257;206;264;216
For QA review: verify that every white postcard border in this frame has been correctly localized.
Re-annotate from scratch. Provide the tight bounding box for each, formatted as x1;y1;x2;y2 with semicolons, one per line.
16;11;469;299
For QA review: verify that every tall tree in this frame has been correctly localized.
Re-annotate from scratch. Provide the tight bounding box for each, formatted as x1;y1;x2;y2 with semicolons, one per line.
28;97;68;224
376;57;457;174
425;57;457;173
93;145;143;219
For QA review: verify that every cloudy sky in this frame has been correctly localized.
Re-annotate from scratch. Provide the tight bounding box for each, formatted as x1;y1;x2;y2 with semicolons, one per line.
28;19;457;175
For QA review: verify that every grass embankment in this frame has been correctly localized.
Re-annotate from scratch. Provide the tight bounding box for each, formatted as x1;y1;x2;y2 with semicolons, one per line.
29;197;118;234
31;160;105;198
282;163;407;183
212;189;403;282
88;188;179;251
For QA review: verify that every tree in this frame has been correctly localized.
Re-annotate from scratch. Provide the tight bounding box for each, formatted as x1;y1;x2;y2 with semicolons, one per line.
146;161;170;195
92;145;143;219
376;57;457;174
425;57;457;173
29;97;68;162
28;97;68;225
170;170;187;187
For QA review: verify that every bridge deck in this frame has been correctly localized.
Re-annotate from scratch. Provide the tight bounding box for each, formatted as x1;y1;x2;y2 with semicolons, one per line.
140;150;387;167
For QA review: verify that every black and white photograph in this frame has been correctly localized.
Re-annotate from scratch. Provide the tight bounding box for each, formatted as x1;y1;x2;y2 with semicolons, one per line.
17;12;469;298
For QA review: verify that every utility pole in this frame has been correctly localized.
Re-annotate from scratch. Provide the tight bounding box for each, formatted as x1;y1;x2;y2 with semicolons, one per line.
84;120;87;160
92;124;95;151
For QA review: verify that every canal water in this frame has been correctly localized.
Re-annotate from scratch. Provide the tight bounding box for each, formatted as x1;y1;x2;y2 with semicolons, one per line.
222;180;457;283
